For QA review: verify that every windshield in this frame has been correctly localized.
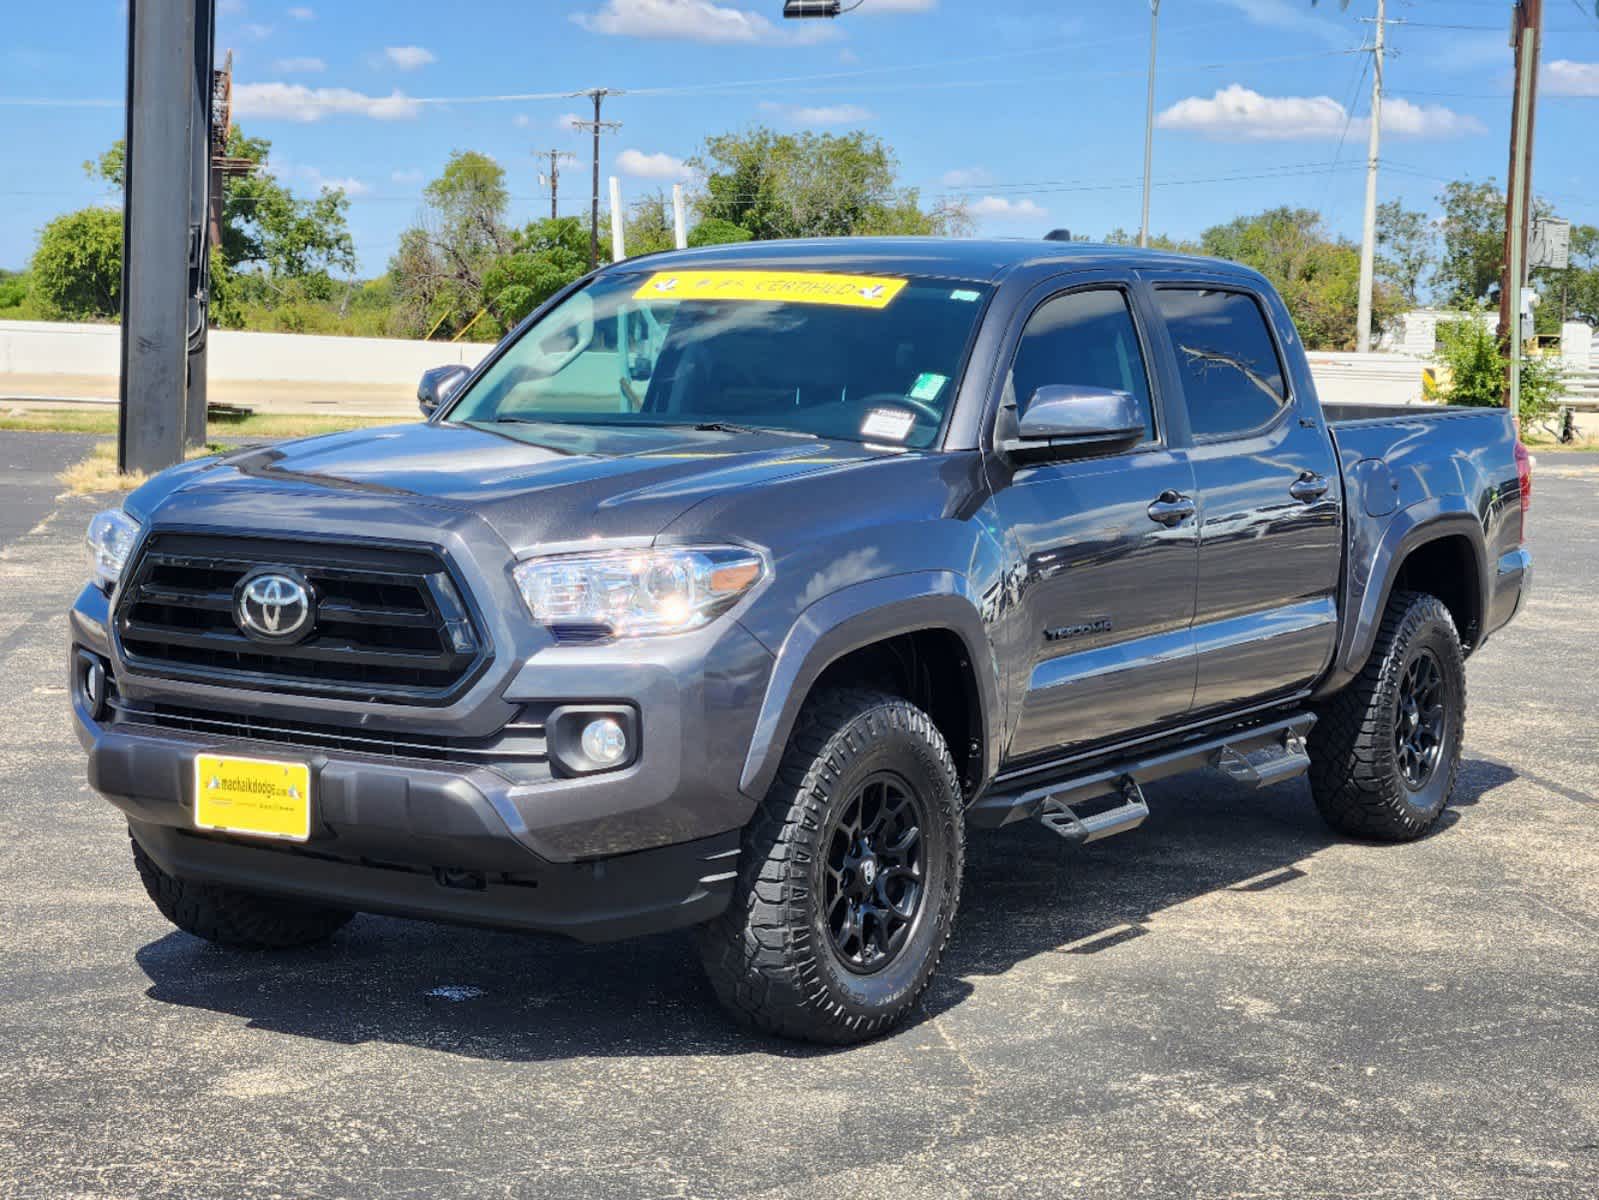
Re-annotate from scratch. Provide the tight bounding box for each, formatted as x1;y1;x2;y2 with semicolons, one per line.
444;269;992;449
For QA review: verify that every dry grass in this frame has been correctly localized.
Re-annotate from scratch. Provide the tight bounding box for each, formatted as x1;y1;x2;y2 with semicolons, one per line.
1;407;394;439
1523;430;1599;453
56;440;234;496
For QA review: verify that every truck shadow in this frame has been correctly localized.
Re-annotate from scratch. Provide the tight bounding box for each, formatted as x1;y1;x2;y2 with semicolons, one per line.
134;757;1516;1061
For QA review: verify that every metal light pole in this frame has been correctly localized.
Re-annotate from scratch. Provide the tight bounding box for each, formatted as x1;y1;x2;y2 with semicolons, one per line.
1139;0;1161;248
1355;0;1385;354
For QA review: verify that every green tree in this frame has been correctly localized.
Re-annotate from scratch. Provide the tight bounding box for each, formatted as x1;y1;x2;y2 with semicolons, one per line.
1436;315;1560;426
687;218;753;248
1102;228;1203;254
1376;200;1434;305
1435;180;1504;307
78;130;356;327
28;207;123;320
691;126;962;241
1199;207;1395;350
392;151;513;338
481;216;591;328
623;192;678;257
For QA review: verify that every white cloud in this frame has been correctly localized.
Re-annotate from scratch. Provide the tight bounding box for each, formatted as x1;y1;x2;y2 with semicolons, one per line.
573;0;834;45
273;56;325;73
862;0;937;8
382;45;437;70
513;114;533;128
1379;96;1485;138
557;112;586;130
219;0;246;14
233;82;421;122
287;6;315;19
617;148;692;179
391;168;426;185
941;166;991;188
281;162;369;196
241;22;274;39
760;100;872;126
1157;85;1483;141
1545;60;1599;97
969;196;1047;220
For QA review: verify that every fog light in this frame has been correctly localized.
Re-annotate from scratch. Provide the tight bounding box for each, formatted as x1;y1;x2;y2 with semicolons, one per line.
581;717;628;766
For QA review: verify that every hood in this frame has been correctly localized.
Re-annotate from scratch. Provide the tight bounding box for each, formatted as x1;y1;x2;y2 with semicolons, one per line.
148;420;899;550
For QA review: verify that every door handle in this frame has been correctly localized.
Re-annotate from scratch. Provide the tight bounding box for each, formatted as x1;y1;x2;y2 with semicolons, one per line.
1289;472;1329;502
1146;490;1196;527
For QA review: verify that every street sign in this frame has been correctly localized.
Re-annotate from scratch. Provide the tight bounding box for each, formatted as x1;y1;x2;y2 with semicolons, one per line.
1530;218;1571;270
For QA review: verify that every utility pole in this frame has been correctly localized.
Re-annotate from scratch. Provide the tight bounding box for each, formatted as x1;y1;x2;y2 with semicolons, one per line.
1355;0;1385;354
1139;0;1160;248
1499;0;1543;416
121;0;202;474
569;88;622;269
537;148;574;221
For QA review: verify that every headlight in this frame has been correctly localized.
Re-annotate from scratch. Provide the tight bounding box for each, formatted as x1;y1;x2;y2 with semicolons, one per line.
85;509;141;590
513;545;765;638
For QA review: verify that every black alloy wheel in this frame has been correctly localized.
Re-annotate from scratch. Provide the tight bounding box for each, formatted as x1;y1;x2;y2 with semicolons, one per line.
823;773;927;974
1394;647;1447;790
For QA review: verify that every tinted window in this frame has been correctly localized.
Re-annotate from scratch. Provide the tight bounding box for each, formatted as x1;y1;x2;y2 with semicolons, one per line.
1007;289;1155;443
448;272;992;449
1155;288;1287;438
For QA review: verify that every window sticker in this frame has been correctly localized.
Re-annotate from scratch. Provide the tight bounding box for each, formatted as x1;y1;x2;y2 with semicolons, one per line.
908;372;948;402
861;407;917;442
633;270;909;309
950;289;982;302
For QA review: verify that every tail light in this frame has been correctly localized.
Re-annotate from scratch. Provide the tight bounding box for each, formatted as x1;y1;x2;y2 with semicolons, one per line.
1513;439;1531;544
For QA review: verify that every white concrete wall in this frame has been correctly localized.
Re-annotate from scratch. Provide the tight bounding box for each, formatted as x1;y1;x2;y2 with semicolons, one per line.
2;319;1443;407
1561;321;1593;370
1304;351;1427;406
0;320;491;386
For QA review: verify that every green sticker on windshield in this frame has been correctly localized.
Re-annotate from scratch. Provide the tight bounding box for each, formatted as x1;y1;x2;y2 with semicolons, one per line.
909;372;948;402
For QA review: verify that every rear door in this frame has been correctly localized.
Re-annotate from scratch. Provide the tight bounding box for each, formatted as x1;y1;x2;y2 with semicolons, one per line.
988;275;1200;763
1146;279;1343;714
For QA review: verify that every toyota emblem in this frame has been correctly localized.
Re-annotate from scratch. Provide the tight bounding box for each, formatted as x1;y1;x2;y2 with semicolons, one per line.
235;570;314;643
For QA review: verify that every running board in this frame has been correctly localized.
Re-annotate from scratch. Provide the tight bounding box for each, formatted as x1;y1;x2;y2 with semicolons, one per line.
968;712;1317;831
1038;777;1149;844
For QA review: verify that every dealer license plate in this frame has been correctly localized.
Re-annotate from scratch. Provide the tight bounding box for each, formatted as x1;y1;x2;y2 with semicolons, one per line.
193;753;311;842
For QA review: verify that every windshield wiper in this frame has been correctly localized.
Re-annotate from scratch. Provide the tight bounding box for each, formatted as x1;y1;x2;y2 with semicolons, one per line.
691;421;817;439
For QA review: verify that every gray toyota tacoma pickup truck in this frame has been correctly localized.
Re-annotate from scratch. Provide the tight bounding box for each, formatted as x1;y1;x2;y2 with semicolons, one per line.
72;239;1531;1043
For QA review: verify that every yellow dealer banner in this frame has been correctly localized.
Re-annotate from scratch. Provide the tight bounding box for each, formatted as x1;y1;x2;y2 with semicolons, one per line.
634;270;908;309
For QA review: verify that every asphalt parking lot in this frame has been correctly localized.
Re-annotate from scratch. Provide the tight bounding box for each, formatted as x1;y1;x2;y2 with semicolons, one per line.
1;432;1595;1200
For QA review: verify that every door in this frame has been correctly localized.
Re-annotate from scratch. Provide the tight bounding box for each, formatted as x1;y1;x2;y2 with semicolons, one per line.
1149;284;1343;714
990;283;1200;763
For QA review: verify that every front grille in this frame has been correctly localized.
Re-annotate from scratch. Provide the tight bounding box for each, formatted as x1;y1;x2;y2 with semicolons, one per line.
110;698;550;784
115;533;488;704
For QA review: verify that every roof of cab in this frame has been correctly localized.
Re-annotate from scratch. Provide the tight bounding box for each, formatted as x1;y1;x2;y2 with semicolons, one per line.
601;236;1257;286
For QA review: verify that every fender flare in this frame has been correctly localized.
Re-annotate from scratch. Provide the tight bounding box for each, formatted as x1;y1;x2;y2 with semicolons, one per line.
1320;499;1487;696
738;571;1001;801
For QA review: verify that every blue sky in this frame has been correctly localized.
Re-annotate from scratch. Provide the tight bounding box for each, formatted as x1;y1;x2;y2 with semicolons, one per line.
3;0;1598;275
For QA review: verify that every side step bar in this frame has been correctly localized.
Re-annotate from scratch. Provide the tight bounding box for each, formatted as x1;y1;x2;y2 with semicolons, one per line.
968;712;1317;835
1038;777;1149;845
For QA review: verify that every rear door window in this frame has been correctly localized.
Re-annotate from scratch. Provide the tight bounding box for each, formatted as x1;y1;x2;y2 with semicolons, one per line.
1155;288;1288;439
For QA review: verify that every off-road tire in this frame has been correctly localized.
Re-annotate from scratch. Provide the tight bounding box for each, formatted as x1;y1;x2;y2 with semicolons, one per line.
1309;590;1466;841
131;831;354;948
696;689;965;1044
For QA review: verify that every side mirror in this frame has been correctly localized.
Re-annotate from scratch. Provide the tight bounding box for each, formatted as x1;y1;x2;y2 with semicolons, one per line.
418;364;471;417
1001;385;1145;462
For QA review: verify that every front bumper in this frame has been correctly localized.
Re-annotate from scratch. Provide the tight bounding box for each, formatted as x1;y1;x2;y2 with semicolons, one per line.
72;567;770;942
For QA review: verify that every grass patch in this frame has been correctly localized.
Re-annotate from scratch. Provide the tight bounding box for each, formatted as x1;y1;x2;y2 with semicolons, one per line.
0;407;396;439
1524;429;1599;453
58;440;237;496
